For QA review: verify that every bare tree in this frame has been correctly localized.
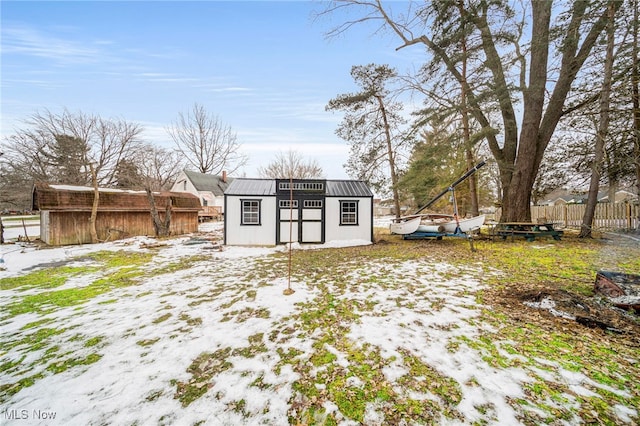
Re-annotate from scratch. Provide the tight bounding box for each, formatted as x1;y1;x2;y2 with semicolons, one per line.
166;103;247;175
1;109;144;213
258;149;324;179
3;108;143;186
114;144;183;191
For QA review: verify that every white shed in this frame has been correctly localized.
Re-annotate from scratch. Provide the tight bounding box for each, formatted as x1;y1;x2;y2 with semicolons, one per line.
224;178;373;246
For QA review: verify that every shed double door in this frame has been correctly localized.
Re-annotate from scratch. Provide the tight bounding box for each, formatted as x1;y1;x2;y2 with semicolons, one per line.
278;198;324;244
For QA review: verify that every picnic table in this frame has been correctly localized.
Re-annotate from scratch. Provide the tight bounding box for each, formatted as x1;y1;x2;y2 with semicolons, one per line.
494;222;563;242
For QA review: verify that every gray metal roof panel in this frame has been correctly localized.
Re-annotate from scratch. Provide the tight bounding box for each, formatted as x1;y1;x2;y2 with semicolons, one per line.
326;180;373;197
225;179;276;196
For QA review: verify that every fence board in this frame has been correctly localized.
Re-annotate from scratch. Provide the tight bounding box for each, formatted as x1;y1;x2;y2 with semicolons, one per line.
528;203;639;230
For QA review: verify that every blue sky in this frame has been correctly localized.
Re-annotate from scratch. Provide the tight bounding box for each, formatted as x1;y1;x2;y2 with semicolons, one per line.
1;0;419;179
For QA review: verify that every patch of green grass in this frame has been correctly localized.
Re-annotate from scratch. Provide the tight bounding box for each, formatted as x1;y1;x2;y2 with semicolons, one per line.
137;338;160;347
220;307;270;323
399;349;462;407
178;313;202;327
0;267;81;291
0;327;66;353
0;373;44;402
152;313;172;324
46;353;102;374
148;254;211;276
173;348;233;407
0;356;26;375
3;250;154;319
20;317;55;330
84;336;104;347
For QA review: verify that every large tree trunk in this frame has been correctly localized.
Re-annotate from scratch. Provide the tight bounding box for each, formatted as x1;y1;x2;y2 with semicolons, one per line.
579;2;616;238
498;1;551;222
499;1;619;222
633;0;640;232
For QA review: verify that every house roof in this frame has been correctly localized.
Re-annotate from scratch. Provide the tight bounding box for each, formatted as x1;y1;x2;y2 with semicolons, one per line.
540;187;638;205
183;170;232;196
225;178;373;197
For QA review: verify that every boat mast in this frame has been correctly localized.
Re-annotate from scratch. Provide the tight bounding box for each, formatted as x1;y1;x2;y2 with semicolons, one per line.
413;160;486;215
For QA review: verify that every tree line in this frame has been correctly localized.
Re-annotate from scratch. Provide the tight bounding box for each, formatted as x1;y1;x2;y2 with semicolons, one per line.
323;0;640;234
0;104;248;211
0;103;327;213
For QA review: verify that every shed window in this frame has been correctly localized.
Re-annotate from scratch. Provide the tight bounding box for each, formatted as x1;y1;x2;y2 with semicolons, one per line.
279;200;298;208
241;199;261;225
279;182;324;192
340;200;358;225
304;200;323;208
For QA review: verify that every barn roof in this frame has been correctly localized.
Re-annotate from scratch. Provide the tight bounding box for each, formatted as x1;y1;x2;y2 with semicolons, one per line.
32;183;201;211
225;178;372;197
183;170;232;196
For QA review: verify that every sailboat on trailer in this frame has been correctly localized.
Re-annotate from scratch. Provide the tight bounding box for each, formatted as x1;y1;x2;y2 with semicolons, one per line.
390;161;486;236
390;214;486;235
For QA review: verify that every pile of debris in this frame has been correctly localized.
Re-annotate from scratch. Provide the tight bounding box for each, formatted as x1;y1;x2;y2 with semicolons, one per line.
595;271;640;314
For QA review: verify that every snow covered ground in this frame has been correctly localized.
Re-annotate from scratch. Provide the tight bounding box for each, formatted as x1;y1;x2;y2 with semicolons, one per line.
0;222;637;425
1;217;40;242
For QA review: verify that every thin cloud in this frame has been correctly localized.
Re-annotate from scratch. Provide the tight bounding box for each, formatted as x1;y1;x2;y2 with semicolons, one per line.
2;24;104;64
206;87;252;93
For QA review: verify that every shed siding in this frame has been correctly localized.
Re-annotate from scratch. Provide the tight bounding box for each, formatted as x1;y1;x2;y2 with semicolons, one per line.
225;196;277;246
41;210;198;246
324;197;372;242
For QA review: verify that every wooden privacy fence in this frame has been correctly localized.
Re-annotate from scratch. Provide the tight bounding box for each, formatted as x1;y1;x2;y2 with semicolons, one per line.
528;203;639;230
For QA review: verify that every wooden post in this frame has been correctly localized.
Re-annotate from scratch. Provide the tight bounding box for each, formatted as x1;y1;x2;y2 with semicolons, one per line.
89;163;99;243
0;216;4;244
284;175;295;296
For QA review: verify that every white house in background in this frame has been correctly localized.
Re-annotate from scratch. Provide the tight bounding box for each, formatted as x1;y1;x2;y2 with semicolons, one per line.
171;170;232;216
539;187;638;206
224;178;373;246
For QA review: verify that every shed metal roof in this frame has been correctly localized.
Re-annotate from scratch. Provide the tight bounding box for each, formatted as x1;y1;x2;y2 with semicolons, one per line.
225;178;372;197
225;179;276;196
183;170;232;196
326;180;373;197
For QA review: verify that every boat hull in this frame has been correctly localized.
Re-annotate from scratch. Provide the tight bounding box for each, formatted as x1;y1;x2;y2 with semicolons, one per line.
389;217;421;235
390;215;485;235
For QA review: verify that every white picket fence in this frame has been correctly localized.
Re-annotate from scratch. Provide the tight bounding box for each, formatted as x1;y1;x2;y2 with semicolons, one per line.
526;203;639;230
